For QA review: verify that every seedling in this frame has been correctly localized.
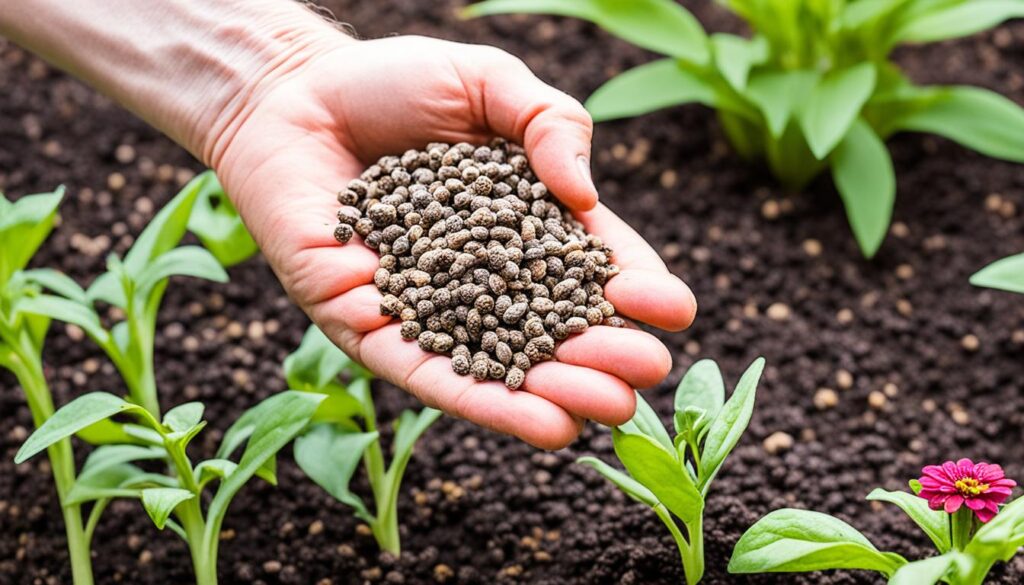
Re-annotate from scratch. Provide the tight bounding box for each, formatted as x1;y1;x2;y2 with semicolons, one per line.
0;187;94;584
286;325;441;555
15;390;324;585
20;174;228;418
186;171;259;268
577;357;765;584
466;0;1024;258
971;252;1024;295
730;459;1019;585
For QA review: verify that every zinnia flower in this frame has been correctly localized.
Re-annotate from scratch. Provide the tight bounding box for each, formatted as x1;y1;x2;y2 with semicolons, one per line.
917;459;1016;523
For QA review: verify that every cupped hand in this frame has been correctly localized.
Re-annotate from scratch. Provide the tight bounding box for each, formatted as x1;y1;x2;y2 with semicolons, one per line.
209;35;697;449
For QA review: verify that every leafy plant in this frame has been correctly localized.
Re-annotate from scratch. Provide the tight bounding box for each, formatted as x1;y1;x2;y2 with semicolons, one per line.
465;0;1024;258
0;187;95;584
286;325;441;555
19;174;228;418
730;459;1020;585
971;252;1024;295
577;357;765;584
15;390;324;585
186;171;259;268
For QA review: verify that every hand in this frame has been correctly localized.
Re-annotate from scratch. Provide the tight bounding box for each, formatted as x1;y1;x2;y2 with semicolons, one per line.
210;35;697;449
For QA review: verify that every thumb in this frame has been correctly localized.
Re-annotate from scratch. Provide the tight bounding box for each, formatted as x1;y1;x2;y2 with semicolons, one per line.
467;49;599;211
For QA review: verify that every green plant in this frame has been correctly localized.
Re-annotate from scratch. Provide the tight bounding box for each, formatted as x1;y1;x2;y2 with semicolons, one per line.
0;187;95;584
577;357;765;584
186;170;259;268
15;390;324;585
971;252;1024;295
465;0;1024;258
286;325;442;555
19;174;228;418
729;459;1019;585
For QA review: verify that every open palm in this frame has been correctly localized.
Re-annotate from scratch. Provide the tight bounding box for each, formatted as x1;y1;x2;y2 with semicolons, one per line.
210;36;696;449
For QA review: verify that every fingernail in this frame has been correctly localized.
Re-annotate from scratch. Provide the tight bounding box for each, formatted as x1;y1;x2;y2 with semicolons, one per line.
577;155;597;196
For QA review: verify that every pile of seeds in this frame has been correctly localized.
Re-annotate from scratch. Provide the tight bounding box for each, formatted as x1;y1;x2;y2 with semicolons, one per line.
333;139;623;389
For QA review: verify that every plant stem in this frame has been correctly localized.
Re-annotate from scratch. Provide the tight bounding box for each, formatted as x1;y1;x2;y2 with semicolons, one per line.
951;507;974;551
653;505;703;585
178;501;217;585
9;349;94;585
374;479;401;555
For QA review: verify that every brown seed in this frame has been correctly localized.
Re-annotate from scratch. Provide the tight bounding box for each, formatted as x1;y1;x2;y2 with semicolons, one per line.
334;224;354;243
401;321;421;340
505;367;525;390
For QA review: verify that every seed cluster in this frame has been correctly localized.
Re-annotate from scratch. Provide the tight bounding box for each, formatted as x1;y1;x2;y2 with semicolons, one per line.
334;140;623;389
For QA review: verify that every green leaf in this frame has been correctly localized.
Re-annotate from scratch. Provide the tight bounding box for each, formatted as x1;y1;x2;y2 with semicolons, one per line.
21;269;88;304
284;325;354;390
893;86;1024;163
134;246;228;296
673;359;725;437
193;459;239;489
65;463;146;506
0;188;64;283
464;0;709;64
141;488;194;530
163;402;205;433
122;176;204;278
867;489;951;552
16;392;142;463
831;118;896;259
79;445;166;480
612;428;703;524
207;391;326;531
391;408;442;467
294;425;378;519
971;253;1024;294
888;553;957;585
86;271;127;308
894;0;1024;44
577;456;659;508
186;171;259;267
76;418;136;445
16;294;110;347
586;59;717;123
728;509;907;576
619;392;674;452
798;63;877;159
698;358;765;489
745;70;821;138
711;34;767;91
310;385;365;425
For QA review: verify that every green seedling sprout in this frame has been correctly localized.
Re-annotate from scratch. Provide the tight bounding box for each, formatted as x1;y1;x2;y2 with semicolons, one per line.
971;252;1024;295
186;171;259;268
19;173;228;419
286;324;442;555
0;187;95;584
15;390;324;585
730;459;1020;585
466;0;1024;258
577;357;765;584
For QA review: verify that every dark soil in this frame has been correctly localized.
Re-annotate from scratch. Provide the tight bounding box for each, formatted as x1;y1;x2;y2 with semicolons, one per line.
2;2;1024;584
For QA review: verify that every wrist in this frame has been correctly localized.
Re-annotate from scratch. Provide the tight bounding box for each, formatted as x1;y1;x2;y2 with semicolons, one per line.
170;1;354;166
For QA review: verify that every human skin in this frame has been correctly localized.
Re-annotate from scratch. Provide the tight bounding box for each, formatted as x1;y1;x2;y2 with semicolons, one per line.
0;0;697;449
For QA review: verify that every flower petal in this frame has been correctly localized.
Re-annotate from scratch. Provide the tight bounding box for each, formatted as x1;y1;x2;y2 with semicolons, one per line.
944;495;964;514
975;506;997;523
965;498;986;511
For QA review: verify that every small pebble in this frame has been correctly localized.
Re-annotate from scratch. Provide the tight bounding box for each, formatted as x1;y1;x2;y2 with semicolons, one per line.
763;431;794;455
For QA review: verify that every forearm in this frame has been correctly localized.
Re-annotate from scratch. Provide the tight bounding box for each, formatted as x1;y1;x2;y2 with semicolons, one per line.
0;0;345;166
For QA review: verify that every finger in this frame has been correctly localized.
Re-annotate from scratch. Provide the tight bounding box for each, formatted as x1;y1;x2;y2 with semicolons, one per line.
604;270;697;332
284;243;380;305
578;204;697;331
554;326;672;389
310;284;391;334
358;324;581;449
521;361;637;427
469;51;598;211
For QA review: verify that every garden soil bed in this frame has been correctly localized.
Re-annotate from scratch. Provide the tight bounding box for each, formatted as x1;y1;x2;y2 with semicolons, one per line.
3;1;1024;584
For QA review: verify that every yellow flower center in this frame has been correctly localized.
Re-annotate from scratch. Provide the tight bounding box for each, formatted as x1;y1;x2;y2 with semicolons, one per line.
955;477;990;497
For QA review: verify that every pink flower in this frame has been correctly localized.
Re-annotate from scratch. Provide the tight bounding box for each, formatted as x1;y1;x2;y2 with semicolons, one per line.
917;459;1016;523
